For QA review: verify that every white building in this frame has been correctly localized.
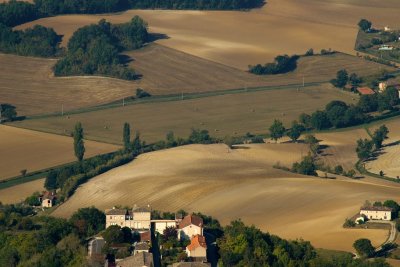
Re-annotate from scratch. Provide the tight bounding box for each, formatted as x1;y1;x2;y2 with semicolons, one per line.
178;215;204;241
152;219;177;234
360;206;392;221
105;206;151;230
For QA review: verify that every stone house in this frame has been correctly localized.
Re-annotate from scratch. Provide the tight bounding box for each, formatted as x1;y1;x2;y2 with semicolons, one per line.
360;206;393;221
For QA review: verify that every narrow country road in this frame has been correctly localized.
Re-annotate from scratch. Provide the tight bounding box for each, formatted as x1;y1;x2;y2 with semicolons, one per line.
371;220;397;252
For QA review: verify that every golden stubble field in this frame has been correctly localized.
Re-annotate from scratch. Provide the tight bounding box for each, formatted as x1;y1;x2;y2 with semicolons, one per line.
52;142;400;253
0;53;136;116
16;0;400;69
0;178;45;204
0;45;389;116
0;125;119;180
11;85;358;144
365;118;400;179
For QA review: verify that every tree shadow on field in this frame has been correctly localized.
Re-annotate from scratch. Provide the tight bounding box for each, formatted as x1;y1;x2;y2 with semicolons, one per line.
119;54;134;65
232;146;250;150
384;140;400;148
147;33;169;43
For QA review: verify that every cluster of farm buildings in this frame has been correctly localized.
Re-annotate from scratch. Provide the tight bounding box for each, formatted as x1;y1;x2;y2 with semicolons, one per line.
89;206;209;267
355;81;400;96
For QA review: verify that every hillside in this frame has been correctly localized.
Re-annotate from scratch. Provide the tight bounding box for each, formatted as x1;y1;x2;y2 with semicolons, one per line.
16;0;400;69
52;142;400;252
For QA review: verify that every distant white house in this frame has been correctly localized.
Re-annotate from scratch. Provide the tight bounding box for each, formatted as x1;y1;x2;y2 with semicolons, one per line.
360;206;393;221
39;191;57;208
379;45;394;51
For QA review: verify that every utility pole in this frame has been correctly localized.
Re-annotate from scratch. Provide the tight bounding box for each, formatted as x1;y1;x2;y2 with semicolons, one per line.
61;104;64;116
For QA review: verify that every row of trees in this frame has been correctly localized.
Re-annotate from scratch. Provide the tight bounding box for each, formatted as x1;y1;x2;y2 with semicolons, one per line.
54;17;147;80
45;121;214;200
331;69;362;88
0;0;263;28
0;23;62;57
249;54;299;75
298;88;399;131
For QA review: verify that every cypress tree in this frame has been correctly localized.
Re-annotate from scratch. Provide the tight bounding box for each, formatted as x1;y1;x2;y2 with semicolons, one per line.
123;122;131;151
73;122;85;161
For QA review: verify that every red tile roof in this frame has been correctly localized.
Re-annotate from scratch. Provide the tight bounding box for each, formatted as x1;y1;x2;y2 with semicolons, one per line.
140;231;151;242
357;87;376;95
361;206;393;212
179;215;203;229
186;235;207;251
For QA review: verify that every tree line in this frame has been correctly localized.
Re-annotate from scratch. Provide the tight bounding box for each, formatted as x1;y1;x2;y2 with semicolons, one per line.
44;121;215;201
249;54;299;75
0;23;62;57
54;17;148;80
298;87;399;131
0;0;264;28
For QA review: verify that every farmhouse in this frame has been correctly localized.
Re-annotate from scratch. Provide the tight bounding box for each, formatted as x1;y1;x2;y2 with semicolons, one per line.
105;206;151;230
360;206;393;221
356;87;375;95
186;234;207;261
105;206;183;234
178;215;204;240
378;45;394;51
39;191;56;208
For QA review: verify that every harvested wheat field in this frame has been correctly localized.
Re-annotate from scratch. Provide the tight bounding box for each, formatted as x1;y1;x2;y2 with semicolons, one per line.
0;46;390;116
16;0;400;69
0;53;138;116
11;85;358;144
52;143;400;252
0;178;44;204
0;125;119;180
127;45;391;95
315;128;371;171
365;118;400;178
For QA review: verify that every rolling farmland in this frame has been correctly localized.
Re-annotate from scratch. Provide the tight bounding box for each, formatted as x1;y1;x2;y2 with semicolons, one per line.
52;142;400;253
16;0;400;69
0;46;391;116
11;85;358;144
